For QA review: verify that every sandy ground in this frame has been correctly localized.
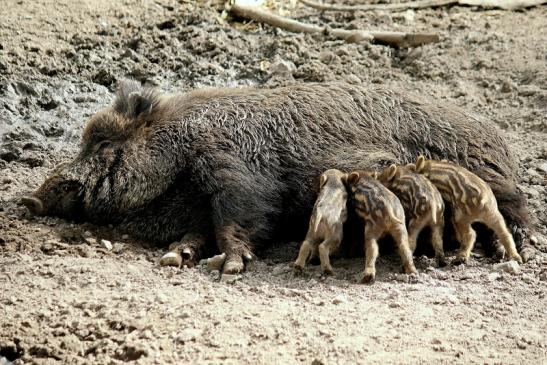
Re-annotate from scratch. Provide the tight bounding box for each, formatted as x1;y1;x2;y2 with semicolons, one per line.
1;0;546;364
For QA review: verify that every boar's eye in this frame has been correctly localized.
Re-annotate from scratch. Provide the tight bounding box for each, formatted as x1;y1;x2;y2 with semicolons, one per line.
96;140;112;151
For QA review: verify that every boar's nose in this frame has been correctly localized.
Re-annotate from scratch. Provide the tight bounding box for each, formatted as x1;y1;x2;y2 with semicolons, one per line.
21;196;44;215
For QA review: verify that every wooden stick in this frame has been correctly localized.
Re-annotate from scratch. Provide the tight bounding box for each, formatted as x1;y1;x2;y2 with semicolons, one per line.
299;0;456;12
299;0;547;12
230;4;440;48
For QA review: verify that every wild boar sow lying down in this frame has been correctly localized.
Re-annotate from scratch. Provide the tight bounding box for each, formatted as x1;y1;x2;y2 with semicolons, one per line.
23;80;532;272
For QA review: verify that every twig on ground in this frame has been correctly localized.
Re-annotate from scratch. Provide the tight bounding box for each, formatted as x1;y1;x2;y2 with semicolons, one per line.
229;3;440;48
298;0;547;12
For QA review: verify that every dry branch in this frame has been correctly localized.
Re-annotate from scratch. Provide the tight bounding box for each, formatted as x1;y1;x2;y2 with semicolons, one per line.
299;0;547;12
229;3;440;48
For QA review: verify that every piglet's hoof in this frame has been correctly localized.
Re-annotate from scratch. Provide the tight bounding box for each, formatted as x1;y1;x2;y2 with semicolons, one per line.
436;256;448;268
361;272;375;284
451;256;469;266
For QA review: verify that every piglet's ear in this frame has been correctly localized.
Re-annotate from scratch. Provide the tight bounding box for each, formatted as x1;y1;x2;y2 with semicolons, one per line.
347;172;360;185
386;164;397;181
415;156;426;172
114;79;159;119
319;174;328;188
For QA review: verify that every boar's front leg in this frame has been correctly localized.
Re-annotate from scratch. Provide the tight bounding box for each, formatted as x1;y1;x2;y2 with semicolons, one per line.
197;154;278;275
160;232;209;268
215;223;254;274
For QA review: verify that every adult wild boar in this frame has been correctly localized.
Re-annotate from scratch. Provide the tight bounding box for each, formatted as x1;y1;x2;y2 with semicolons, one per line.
22;80;533;273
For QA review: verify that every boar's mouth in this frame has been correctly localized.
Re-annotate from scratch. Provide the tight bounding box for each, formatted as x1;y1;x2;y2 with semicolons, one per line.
21;196;44;215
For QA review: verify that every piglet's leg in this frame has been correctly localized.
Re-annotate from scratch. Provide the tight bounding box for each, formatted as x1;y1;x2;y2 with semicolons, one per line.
392;224;417;275
430;218;447;267
318;237;340;275
483;210;523;264
407;218;427;253
362;224;380;283
452;218;476;265
294;240;314;271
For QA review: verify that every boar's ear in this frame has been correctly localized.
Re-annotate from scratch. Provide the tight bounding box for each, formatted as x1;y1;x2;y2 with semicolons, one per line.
319;174;328;188
347;172;360;185
114;79;159;119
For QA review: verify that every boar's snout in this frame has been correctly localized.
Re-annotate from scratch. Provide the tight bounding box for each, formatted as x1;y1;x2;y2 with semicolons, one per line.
21;196;44;215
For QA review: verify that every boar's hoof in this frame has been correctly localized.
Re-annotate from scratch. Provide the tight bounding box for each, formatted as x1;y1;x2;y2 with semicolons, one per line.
222;256;245;275
205;253;227;271
21;196;44;215
160;252;182;268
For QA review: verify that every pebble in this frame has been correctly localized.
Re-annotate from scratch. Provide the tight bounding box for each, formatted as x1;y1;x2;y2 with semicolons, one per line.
112;243;124;254
332;294;348;305
0;356;13;365
538;163;547;174
160;252;182;267
176;328;201;343
492;260;521;274
539;272;547;281
100;239;113;251
521;274;535;284
121;234;129;240
82;231;92;238
487;272;502;281
271;265;288;276
84;237;97;245
220;274;242;284
270;56;296;76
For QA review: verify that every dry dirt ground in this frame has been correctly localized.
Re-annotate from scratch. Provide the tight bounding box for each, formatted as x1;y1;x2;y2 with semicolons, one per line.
1;0;546;364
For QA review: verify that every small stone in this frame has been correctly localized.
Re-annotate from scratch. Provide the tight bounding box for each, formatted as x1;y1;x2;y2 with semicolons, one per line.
538;163;547;174
402;9;415;24
84;237;97;245
332;294;348;305
487;272;501;281
82;231;92;238
270;56;296;76
521;274;535;284
100;239;112;251
539;272;547;281
220;274;242;283
160;252;182;267
121;234;129;240
112;243;124;254
492;260;521;274
389;302;401;308
392;273;410;283
1;356;14;365
271;265;287;276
